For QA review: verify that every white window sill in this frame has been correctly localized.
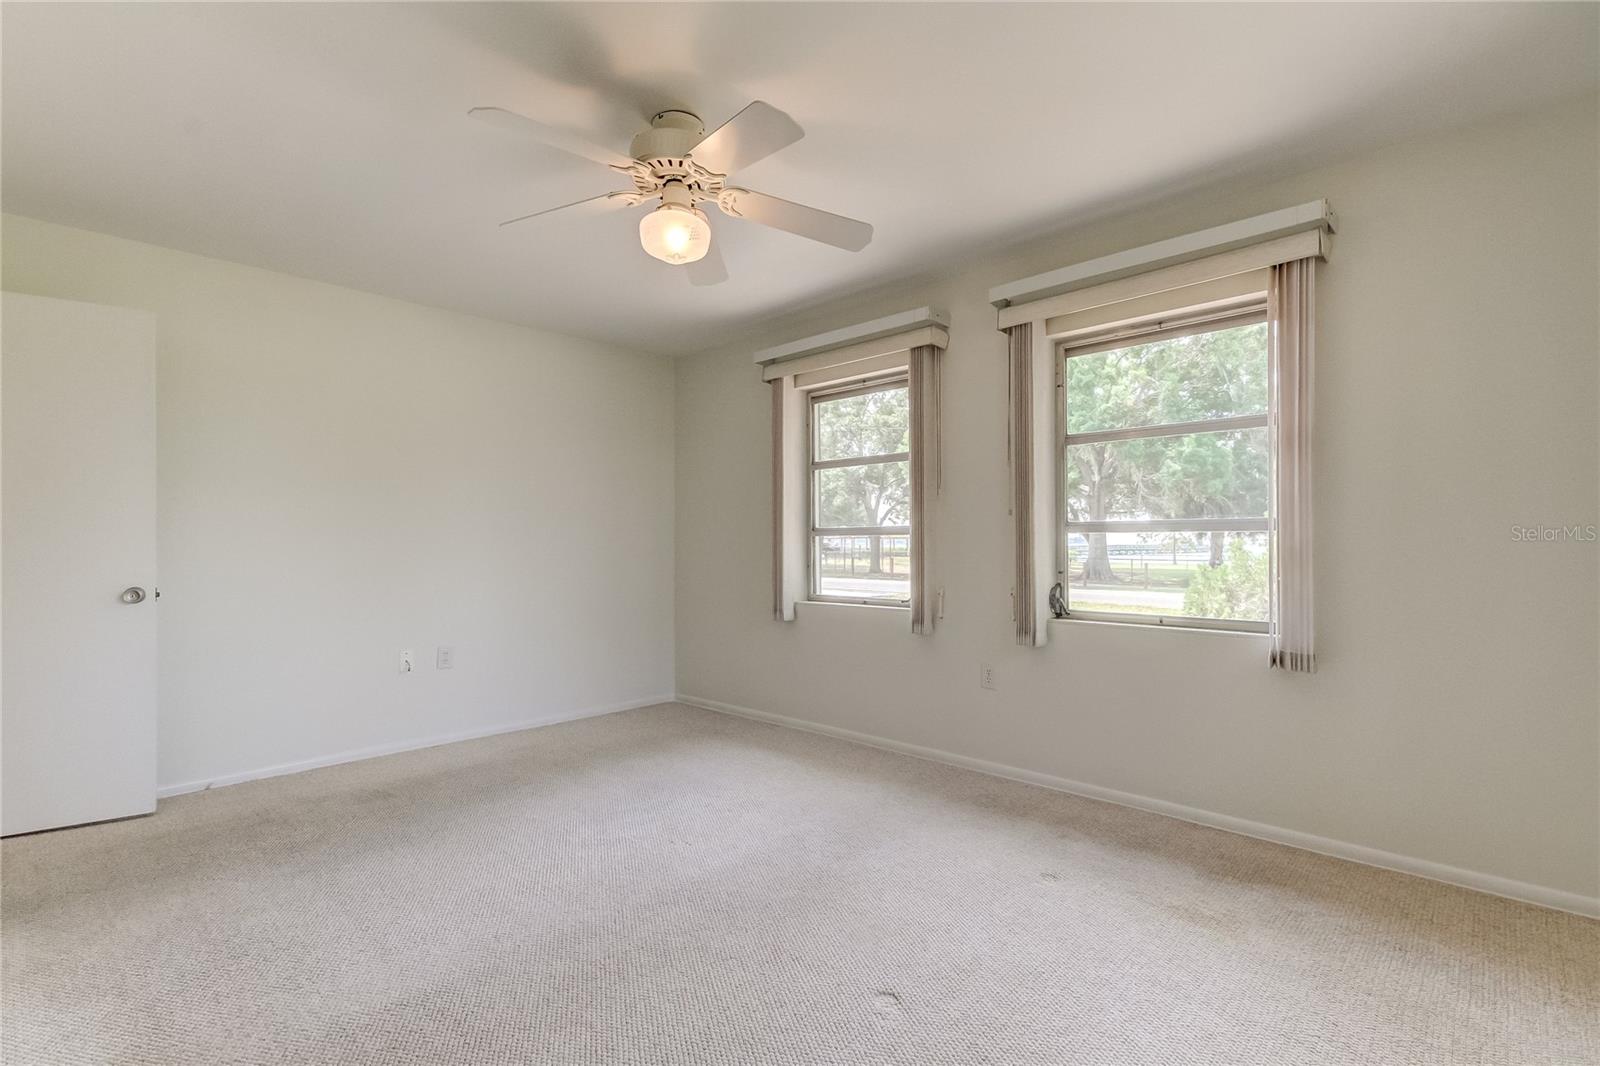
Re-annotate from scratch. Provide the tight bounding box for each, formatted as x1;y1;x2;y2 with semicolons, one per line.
799;599;910;614
1048;615;1267;638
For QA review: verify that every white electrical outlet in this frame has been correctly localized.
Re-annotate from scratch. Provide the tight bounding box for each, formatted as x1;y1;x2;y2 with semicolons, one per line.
980;663;996;690
436;646;454;670
399;649;414;674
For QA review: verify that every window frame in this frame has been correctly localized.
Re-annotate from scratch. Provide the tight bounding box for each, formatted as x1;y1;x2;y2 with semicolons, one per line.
806;375;913;608
1056;304;1272;633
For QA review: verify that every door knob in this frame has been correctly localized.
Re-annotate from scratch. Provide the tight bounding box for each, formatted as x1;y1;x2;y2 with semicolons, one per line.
120;587;146;604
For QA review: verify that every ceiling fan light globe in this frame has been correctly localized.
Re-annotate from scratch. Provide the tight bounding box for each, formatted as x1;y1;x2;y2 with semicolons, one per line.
640;203;711;265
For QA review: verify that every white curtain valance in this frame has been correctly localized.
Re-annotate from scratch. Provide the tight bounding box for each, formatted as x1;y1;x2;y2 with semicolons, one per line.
998;229;1326;330
793;350;908;390
761;325;948;383
991;199;1333;317
1044;269;1269;343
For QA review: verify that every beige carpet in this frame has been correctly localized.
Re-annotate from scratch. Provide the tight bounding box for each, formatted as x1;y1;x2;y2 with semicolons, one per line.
2;703;1595;1065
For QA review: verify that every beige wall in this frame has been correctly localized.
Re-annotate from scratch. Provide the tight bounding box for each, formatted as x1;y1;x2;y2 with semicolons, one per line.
674;95;1600;903
2;216;676;791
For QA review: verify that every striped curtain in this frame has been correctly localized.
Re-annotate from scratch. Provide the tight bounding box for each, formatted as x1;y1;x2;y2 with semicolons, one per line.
770;379;786;621
908;344;942;634
1269;259;1316;672
1006;323;1035;646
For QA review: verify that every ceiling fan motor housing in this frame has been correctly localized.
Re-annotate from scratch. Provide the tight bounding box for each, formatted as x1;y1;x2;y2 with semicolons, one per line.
629;110;705;164
617;110;729;206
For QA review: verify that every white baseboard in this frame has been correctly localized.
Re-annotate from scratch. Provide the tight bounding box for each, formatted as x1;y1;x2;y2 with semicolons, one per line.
156;694;674;800
676;693;1600;920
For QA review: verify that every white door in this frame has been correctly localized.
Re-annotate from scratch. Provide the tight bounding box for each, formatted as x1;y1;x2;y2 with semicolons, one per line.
2;291;158;835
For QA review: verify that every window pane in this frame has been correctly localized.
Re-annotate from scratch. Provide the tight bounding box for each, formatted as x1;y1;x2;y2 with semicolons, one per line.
1066;320;1267;435
1066;531;1268;622
1066;427;1268;523
815;461;910;528
814;386;909;461
814;535;910;602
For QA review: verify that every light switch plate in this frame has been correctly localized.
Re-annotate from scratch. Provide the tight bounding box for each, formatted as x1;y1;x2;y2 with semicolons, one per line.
436;646;454;670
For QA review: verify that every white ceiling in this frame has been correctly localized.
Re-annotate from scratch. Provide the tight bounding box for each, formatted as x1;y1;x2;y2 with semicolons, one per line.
3;3;1595;355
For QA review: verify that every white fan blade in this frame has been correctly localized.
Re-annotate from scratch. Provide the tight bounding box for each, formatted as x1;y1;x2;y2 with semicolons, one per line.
689;101;803;176
469;106;634;171
716;188;873;252
499;192;636;228
685;240;728;287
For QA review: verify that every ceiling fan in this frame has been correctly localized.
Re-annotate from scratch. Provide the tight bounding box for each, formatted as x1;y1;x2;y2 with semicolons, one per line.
469;101;873;285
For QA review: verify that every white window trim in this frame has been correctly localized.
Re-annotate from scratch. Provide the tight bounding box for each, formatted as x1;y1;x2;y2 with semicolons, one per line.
1056;302;1272;634
807;376;913;608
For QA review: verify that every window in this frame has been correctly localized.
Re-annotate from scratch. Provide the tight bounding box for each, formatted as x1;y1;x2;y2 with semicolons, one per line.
1060;307;1270;631
809;378;911;605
